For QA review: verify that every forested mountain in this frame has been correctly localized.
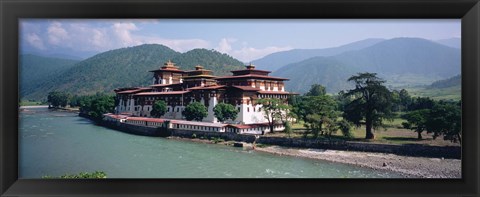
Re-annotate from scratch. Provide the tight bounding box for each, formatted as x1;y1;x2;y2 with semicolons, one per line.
20;54;79;99
252;38;385;72
21;44;246;100
172;49;245;75
274;38;461;94
428;74;461;89
332;38;460;78
273;57;356;94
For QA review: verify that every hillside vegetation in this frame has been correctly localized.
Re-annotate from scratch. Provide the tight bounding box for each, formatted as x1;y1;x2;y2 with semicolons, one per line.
274;38;460;94
406;75;461;101
20;54;79;99
21;44;246;100
252;38;385;72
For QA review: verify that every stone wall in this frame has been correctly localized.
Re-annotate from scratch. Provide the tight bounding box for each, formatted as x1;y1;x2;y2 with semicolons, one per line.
101;121;170;137
256;137;461;159
96;117;461;159
171;129;256;143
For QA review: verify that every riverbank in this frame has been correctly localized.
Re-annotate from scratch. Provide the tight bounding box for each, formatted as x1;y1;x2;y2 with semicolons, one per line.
255;145;461;178
90;113;461;178
166;136;460;178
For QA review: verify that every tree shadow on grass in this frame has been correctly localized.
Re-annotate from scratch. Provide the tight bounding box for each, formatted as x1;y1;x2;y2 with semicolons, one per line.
382;137;424;142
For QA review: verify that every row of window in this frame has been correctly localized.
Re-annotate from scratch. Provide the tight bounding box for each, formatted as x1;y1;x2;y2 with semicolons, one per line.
258;94;288;98
175;124;221;132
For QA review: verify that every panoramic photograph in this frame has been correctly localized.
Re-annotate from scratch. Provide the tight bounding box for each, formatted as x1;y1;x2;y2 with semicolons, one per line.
19;19;461;179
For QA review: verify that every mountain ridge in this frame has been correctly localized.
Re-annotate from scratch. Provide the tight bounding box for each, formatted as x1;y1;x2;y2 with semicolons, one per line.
252;38;386;72
273;37;460;94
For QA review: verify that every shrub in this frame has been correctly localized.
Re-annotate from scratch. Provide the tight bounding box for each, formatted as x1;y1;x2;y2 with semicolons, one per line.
338;119;354;139
42;171;107;179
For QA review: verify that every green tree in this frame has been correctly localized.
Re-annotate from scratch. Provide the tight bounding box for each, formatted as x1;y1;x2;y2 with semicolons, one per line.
402;109;430;139
343;73;394;139
337;119;353;138
47;91;70;108
399;89;412;111
87;95;115;120
391;90;401;112
150;100;167;118
284;121;293;137
213;103;239;122
408;97;435;111
183;102;208;121
305;84;327;96
302;95;339;138
289;95;308;123
258;98;289;133
425;102;461;144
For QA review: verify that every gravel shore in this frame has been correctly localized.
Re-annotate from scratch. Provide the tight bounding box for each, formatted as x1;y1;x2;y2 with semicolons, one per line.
255;145;461;178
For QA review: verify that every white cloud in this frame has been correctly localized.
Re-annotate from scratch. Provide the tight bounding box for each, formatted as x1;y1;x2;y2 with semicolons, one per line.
212;38;290;62
22;20;290;61
215;38;237;53
26;33;46;50
230;46;292;62
47;22;69;45
112;23;141;47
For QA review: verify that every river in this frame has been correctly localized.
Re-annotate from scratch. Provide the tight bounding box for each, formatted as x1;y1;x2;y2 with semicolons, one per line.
19;107;404;178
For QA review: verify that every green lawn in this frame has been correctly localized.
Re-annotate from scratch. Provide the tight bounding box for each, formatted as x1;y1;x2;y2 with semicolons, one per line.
405;85;461;101
19;101;46;106
270;118;458;147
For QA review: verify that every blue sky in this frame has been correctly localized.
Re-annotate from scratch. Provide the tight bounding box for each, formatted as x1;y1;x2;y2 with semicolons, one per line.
20;19;460;62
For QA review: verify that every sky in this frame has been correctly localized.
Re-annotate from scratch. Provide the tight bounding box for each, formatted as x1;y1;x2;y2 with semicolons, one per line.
20;19;461;62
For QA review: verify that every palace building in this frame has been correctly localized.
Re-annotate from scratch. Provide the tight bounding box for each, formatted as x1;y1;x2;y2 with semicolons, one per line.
114;60;293;126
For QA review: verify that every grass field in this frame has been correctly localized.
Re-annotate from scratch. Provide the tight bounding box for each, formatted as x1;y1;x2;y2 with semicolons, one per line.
19;101;47;106
405;85;461;101
269;118;459;147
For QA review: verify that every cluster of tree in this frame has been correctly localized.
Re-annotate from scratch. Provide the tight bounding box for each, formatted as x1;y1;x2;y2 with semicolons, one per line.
401;99;461;143
289;84;352;138
47;91;115;121
47;91;70;108
285;73;461;144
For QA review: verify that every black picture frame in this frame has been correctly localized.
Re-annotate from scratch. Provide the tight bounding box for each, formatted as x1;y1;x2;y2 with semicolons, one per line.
1;0;479;196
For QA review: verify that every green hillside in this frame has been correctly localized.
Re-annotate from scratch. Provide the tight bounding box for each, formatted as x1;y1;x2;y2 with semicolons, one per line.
172;49;245;76
273;57;356;94
20;54;79;99
406;75;461;101
428;74;461;89
22;44;246;101
274;38;461;94
252;38;385;72
333;38;460;78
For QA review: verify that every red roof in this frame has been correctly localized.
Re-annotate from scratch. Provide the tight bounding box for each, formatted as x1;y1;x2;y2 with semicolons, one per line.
187;85;226;90
148;68;185;73
227;123;270;129
170;120;227;127
230;69;271;73
134;91;189;96
117;87;152;94
126;117;166;123
104;113;129;119
231;86;261;91
150;83;182;87
214;74;289;81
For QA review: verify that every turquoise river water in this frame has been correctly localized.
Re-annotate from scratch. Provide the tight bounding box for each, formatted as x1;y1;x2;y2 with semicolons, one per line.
19;107;404;178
